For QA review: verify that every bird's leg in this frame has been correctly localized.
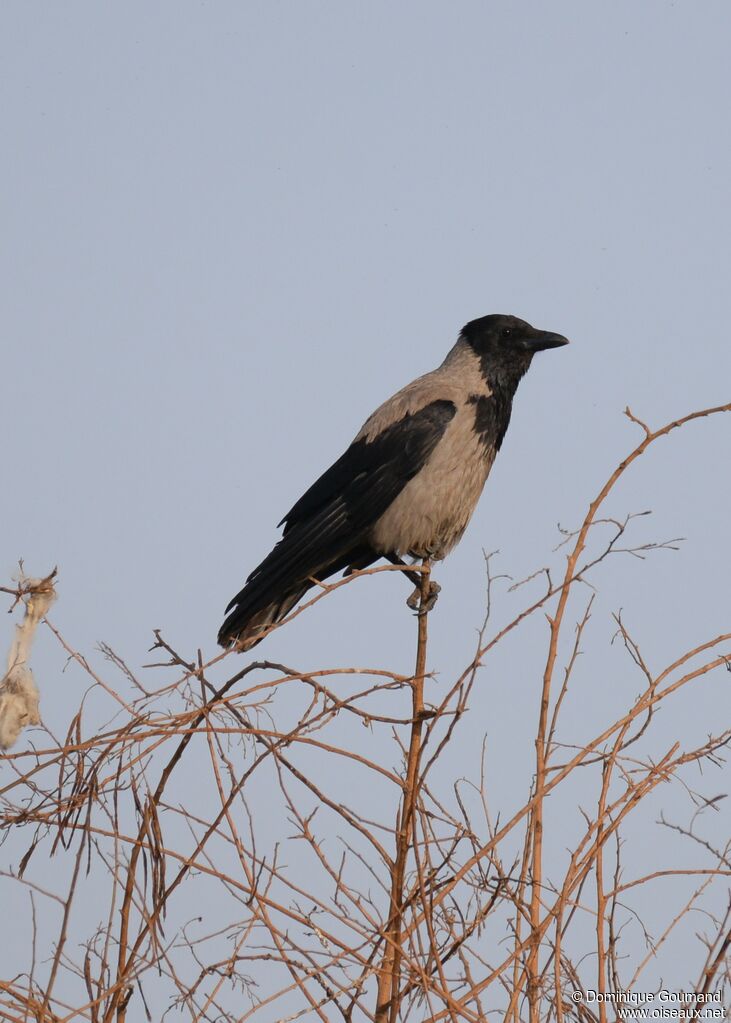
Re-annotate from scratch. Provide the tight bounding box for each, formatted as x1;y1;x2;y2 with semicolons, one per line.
385;552;421;589
385;554;441;613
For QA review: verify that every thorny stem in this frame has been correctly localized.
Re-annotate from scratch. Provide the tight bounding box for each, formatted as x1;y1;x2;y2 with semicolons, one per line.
376;559;432;1023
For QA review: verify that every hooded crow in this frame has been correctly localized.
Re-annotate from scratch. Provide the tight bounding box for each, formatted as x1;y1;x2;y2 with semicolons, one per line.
218;314;569;650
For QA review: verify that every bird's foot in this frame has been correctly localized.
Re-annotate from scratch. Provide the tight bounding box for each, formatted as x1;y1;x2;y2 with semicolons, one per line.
406;581;441;614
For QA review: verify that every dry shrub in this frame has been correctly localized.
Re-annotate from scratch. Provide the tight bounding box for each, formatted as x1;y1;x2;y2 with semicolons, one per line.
1;404;729;1022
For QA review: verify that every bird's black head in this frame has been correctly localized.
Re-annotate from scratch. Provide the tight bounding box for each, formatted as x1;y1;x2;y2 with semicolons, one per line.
460;313;569;389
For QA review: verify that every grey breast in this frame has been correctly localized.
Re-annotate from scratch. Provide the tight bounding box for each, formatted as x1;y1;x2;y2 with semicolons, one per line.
364;341;496;560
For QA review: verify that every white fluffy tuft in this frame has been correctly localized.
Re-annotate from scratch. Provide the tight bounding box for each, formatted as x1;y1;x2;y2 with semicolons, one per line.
0;571;56;751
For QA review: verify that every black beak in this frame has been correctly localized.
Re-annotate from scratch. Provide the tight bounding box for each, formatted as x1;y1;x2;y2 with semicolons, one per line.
519;329;570;353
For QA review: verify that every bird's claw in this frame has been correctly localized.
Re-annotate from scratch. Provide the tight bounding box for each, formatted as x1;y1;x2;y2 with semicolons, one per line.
406;581;441;614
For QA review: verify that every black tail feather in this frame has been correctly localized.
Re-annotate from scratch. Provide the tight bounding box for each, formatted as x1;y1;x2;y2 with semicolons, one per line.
217;542;377;650
217;584;309;651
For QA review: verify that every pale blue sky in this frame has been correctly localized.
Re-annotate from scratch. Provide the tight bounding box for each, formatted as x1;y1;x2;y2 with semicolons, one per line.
2;0;730;1011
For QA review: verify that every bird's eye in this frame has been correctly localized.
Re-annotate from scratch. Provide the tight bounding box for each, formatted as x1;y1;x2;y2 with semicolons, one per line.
502;327;513;339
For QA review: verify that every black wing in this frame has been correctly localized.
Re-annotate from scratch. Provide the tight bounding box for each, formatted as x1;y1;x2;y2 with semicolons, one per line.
220;399;456;638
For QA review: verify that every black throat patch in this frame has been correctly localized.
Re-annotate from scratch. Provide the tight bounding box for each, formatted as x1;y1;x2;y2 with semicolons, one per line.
468;388;514;452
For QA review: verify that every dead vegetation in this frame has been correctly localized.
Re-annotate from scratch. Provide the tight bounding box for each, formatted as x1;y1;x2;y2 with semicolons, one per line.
1;403;729;1022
